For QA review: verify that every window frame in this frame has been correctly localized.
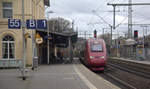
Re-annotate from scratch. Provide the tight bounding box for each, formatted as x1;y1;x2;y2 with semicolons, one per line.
2;35;15;60
2;2;13;18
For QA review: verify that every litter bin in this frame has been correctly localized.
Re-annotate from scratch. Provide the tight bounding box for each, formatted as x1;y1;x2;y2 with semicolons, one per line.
32;56;38;70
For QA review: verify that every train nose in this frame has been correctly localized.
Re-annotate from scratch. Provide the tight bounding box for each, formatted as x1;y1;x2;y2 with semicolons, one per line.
90;58;106;65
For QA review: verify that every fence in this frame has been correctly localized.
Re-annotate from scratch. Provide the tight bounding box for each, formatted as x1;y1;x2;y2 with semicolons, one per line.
109;45;150;61
0;60;22;68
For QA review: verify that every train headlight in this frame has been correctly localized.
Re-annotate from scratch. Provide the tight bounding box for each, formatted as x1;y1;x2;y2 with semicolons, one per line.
100;56;105;59
90;56;94;59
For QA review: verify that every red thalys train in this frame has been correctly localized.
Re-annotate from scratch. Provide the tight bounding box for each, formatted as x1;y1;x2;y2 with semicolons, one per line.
79;38;107;71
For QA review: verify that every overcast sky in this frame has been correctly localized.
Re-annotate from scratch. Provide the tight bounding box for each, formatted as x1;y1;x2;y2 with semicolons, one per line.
46;0;150;38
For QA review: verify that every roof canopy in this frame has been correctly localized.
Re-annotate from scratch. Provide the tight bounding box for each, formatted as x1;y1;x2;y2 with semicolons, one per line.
37;30;78;47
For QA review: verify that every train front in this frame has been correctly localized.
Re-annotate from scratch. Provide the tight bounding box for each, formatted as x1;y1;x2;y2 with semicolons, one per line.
87;39;107;71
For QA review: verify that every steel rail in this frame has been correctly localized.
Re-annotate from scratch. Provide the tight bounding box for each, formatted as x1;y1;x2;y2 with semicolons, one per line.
108;63;150;79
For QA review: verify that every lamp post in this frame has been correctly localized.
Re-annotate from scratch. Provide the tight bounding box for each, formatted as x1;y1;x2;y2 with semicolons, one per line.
31;0;36;70
21;0;26;80
46;10;54;64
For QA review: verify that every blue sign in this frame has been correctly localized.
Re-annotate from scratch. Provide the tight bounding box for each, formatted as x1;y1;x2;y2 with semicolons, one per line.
8;19;21;29
37;19;47;29
8;19;47;29
26;19;36;29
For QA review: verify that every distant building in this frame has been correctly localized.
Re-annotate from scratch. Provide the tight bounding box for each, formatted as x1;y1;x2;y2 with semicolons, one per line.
0;0;47;67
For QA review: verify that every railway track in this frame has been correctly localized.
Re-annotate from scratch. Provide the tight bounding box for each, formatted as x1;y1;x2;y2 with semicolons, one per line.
98;67;137;89
108;57;150;75
98;59;150;89
108;63;150;79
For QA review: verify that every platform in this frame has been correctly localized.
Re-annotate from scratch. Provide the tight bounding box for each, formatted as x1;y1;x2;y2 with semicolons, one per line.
0;59;120;89
109;57;150;66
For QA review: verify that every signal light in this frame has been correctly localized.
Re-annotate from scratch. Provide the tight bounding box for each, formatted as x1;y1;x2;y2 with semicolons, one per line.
94;30;97;38
134;30;138;38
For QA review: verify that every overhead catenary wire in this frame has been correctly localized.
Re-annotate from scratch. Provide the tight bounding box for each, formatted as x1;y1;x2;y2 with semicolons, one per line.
88;0;143;37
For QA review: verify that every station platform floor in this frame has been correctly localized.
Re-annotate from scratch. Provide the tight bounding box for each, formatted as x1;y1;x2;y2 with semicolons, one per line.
0;59;120;89
109;57;150;65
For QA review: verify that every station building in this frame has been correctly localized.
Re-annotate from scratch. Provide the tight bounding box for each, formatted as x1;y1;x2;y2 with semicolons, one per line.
0;0;48;67
0;0;77;68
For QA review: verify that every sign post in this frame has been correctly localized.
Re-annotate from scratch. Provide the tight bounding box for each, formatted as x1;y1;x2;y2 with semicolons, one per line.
8;18;47;80
21;0;26;80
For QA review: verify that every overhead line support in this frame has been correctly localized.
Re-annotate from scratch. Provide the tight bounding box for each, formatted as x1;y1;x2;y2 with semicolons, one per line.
107;3;150;6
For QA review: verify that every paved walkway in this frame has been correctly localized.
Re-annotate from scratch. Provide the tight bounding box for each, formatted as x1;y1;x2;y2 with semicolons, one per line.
0;59;120;89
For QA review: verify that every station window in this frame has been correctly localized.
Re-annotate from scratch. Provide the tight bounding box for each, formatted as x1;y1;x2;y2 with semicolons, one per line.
2;2;13;18
2;35;15;59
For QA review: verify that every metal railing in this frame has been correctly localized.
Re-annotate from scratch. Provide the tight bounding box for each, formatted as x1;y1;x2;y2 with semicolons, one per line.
0;59;22;68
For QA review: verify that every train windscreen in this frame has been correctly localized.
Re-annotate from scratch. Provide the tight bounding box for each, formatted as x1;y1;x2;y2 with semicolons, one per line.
90;44;103;52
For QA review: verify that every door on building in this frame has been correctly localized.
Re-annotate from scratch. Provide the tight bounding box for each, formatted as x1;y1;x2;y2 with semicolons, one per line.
2;35;15;60
42;46;47;64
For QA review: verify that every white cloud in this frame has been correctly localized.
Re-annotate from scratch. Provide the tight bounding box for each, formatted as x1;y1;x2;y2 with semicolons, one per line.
46;0;150;38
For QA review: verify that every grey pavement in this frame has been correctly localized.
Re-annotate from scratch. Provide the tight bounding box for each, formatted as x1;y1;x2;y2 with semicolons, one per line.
0;69;29;89
0;59;120;89
0;64;89;89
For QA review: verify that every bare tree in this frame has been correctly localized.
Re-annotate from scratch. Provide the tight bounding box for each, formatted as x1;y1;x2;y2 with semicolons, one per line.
48;17;74;33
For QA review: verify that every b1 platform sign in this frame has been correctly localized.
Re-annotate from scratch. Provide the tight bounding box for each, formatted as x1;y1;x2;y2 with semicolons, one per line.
26;19;36;29
37;19;47;29
8;19;21;29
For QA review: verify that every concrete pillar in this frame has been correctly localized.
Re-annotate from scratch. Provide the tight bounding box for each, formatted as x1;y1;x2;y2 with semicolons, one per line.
68;37;73;62
54;45;57;57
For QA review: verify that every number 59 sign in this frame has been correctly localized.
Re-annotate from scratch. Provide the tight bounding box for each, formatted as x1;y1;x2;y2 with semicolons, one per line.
8;19;21;29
